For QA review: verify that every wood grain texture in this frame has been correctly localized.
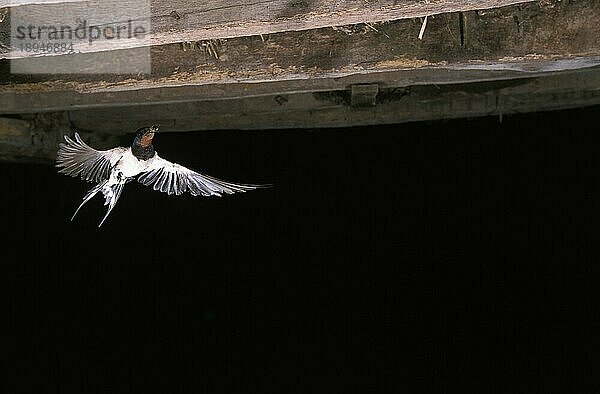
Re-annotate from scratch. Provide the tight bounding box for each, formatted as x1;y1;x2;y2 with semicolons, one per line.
0;112;118;162
1;1;84;7
1;0;535;58
65;67;600;132
0;0;598;164
1;0;598;114
2;58;600;115
2;67;599;163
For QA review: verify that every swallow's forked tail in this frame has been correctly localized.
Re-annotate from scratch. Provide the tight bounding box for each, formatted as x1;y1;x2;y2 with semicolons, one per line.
71;180;107;222
71;179;126;227
98;181;125;227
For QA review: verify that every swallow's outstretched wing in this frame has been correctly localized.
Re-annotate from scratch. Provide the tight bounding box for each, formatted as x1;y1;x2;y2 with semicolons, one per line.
56;133;127;183
137;154;264;197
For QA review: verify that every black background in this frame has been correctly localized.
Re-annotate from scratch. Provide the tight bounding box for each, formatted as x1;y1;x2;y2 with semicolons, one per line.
2;107;598;392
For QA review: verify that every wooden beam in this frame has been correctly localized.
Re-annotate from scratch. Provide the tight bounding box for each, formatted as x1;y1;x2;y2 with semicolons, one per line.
65;67;600;132
0;112;119;163
2;1;85;7
2;67;599;163
2;59;600;115
1;0;535;58
0;115;55;163
1;0;598;114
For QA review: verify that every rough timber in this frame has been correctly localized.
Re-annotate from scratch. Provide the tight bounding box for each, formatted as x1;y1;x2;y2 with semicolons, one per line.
0;0;599;162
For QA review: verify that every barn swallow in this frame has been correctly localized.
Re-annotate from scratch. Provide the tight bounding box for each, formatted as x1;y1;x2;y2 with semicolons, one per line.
56;125;265;226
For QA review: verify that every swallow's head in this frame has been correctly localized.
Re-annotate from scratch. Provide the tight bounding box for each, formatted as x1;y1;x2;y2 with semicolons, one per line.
135;124;159;147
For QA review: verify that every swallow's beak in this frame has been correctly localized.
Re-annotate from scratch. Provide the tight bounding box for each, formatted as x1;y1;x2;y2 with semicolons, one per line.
143;125;159;140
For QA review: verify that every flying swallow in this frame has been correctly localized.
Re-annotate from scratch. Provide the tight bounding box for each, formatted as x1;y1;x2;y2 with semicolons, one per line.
56;125;266;226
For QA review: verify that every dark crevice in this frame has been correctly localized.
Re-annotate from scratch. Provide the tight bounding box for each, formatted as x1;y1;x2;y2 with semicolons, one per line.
458;12;465;48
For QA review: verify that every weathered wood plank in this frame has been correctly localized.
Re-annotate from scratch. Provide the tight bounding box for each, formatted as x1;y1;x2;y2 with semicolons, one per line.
2;66;599;163
2;57;600;115
1;0;535;58
1;0;598;115
1;1;84;7
0;112;118;162
65;67;600;132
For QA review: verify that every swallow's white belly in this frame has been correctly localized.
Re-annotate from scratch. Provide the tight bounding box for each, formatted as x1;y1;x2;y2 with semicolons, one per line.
114;149;151;178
